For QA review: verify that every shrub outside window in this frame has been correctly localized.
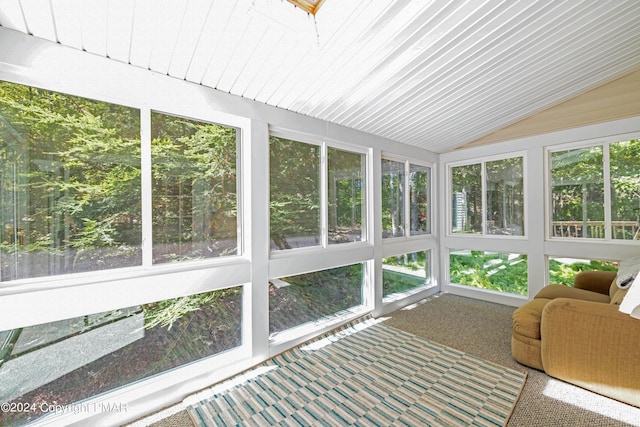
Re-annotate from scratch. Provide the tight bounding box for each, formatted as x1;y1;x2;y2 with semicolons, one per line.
449;249;528;296
548;257;618;287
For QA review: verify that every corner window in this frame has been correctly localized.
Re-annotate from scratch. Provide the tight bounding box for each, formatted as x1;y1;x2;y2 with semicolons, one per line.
382;159;431;238
382;250;432;299
449;155;524;236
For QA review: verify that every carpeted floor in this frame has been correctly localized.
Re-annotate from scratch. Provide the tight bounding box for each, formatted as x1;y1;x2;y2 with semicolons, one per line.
136;293;640;427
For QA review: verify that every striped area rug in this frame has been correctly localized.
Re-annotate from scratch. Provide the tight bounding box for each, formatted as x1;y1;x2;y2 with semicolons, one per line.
187;318;526;427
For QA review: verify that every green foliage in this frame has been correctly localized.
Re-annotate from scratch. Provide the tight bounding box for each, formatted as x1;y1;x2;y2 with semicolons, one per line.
1;81;239;278
449;251;528;295
451;163;483;233
142;287;241;330
548;259;618;286
381;159;405;236
269;137;321;249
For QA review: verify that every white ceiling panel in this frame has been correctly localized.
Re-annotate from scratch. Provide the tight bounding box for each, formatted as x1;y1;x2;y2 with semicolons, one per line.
79;0;108;56
105;0;134;63
0;0;29;33
50;0;83;49
19;0;56;40
2;0;640;152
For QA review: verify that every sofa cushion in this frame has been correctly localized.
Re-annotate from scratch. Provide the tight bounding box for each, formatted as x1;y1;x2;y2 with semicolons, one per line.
535;284;610;303
513;298;552;340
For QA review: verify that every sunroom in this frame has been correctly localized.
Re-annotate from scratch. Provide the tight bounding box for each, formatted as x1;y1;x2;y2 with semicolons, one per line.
1;1;640;426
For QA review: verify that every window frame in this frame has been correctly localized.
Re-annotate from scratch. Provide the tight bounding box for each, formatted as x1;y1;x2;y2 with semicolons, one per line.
446;151;527;239
0;94;251;331
268;128;371;257
380;153;435;242
266;128;374;348
545;134;640;244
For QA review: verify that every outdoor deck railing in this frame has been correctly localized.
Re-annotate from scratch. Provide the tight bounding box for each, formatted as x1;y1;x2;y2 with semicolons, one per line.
552;221;640;239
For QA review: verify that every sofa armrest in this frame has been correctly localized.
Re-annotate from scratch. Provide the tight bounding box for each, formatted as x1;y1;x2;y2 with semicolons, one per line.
572;270;616;295
540;298;640;407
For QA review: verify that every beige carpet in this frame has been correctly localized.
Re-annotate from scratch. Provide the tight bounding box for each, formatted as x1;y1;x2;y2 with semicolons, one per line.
384;294;640;427
135;293;640;427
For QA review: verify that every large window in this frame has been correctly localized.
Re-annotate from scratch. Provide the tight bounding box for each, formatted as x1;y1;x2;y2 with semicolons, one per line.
0;82;242;284
450;155;524;236
0;287;242;426
269;263;364;337
151;112;238;263
550;146;604;238
0;82;142;281
270;135;366;250
550;140;640;240
382;159;431;238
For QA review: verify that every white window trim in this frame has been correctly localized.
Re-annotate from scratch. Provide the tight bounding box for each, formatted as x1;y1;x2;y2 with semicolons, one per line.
267;130;372;266
0;101;251;328
545;132;640;243
380;154;436;241
445;150;528;239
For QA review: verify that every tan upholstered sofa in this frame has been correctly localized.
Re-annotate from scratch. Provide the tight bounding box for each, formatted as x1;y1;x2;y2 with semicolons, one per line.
512;270;640;407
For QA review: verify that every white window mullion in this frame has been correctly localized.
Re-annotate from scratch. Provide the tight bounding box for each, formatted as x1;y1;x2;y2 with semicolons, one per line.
140;107;153;267
603;142;612;240
404;160;411;237
481;162;487;235
321;142;329;248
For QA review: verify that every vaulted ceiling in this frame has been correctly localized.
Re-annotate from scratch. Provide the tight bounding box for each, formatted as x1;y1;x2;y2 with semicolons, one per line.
1;0;640;153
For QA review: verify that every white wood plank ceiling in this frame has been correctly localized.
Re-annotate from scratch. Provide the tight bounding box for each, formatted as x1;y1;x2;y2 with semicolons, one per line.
1;0;640;152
